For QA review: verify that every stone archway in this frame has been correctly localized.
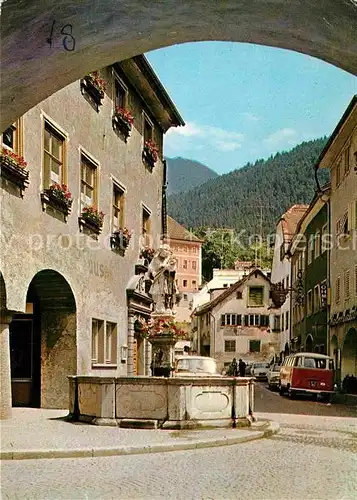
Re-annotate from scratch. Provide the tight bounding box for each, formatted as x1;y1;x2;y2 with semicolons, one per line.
1;0;357;130
305;334;313;352
341;327;357;380
10;269;77;409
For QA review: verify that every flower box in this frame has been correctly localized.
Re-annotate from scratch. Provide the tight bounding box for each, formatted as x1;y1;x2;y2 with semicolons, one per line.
112;108;134;141
41;183;73;220
79;206;104;235
0;148;29;196
142;140;159;170
80;72;106;110
110;227;132;254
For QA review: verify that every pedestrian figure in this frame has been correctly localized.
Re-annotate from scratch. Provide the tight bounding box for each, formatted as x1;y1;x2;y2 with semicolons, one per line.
231;357;238;376
238;358;246;377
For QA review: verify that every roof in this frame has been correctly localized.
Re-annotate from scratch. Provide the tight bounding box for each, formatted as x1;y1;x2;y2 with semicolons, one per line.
315;95;357;170
288;184;331;255
289;352;332;359
166;216;203;243
278;204;309;244
195;268;271;315
117;55;185;132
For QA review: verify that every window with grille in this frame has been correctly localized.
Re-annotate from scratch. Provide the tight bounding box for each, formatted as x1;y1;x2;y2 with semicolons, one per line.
44;122;65;188
248;286;264;306
225;340;236;352
112;183;124;231
344;270;350;301
80;154;97;208
336;276;341;304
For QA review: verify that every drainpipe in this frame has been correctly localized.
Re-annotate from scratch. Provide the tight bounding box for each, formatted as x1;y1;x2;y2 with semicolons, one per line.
161;159;168;238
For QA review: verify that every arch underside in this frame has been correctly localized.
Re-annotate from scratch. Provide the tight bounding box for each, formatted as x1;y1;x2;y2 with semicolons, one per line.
1;0;357;131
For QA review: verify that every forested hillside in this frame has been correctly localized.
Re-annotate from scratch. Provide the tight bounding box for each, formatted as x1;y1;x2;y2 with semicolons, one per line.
166;157;218;194
167;138;329;237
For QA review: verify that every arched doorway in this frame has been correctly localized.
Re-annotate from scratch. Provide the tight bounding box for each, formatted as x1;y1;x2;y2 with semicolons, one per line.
341;328;357;381
1;1;357;130
305;334;313;352
10;270;76;409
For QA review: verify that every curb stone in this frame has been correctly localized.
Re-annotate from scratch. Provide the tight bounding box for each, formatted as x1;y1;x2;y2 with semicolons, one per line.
0;421;279;461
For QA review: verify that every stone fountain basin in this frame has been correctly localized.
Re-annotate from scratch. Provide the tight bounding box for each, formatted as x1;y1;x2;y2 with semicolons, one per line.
68;376;255;429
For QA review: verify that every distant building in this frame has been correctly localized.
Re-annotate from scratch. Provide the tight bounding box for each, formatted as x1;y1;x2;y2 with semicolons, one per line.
315;95;357;381
164;216;203;323
289;188;330;355
271;204;308;358
192;269;281;371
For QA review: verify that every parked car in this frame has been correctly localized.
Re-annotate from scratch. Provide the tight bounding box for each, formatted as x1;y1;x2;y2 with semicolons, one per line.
267;364;281;390
173;356;221;377
251;362;270;380
279;352;335;401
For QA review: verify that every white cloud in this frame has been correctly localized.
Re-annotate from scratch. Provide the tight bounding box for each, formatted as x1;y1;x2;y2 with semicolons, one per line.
263;128;299;148
242;112;260;122
164;121;244;155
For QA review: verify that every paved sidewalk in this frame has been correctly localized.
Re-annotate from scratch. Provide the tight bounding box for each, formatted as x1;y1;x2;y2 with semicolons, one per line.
0;408;278;460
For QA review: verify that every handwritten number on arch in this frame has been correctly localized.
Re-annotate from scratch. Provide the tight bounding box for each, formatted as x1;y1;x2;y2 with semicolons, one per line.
61;24;75;52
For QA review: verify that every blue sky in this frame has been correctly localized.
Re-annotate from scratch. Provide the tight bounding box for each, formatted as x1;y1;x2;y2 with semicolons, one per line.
146;42;357;175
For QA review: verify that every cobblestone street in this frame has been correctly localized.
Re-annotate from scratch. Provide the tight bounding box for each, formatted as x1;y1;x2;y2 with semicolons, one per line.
2;384;356;500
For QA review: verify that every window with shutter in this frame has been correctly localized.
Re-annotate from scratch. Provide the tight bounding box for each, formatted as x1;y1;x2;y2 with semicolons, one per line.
236;315;242;326
344;270;350;301
248;286;264;306
336;276;341;304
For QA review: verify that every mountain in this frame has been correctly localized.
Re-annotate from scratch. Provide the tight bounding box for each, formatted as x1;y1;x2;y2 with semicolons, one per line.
166;157;219;195
167;138;329;237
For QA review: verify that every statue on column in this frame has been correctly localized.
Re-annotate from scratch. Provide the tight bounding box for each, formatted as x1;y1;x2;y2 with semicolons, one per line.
147;244;179;316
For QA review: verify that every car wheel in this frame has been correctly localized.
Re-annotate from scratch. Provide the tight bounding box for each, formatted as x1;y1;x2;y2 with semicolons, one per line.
279;384;285;396
288;388;296;399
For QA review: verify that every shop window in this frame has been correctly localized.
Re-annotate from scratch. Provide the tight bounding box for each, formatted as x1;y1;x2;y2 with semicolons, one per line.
248;286;264;306
112;183;125;231
92;319;117;366
249;340;261;353
225;340;236;352
80;153;98;209
43;121;66;188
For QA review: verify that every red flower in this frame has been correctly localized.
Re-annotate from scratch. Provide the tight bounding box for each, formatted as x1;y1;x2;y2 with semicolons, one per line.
1;147;28;169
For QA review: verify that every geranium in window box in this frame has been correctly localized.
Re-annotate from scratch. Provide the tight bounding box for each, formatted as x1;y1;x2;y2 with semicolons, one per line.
111;226;132;253
112;107;134;140
81;71;106;108
145;319;188;342
0;147;29;195
140;246;155;263
142;139;159;170
79;206;105;234
41;183;73;218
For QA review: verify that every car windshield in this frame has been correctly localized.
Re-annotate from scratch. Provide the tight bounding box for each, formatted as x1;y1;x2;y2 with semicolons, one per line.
303;357;332;369
176;358;217;374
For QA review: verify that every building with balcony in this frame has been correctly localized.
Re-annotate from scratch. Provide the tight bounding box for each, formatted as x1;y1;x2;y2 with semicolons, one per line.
0;55;184;417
